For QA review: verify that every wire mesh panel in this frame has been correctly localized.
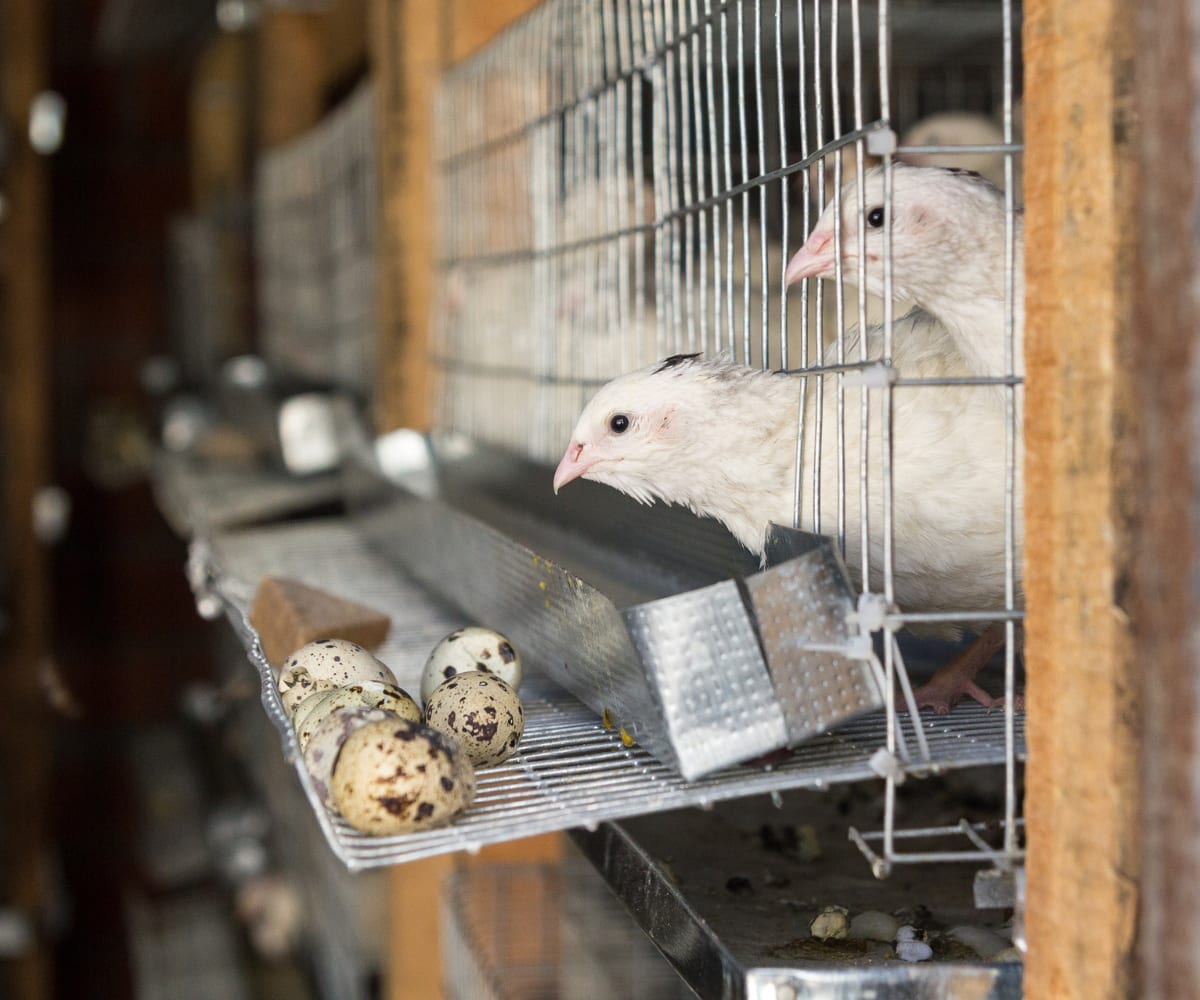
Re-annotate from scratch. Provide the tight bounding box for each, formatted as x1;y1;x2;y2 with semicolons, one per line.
441;865;562;1000
232;674;390;1000
168;198;252;387
255;80;378;394
441;859;695;1000
432;0;1024;879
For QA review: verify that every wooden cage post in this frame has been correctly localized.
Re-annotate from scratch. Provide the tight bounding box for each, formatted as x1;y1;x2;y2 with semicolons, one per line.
370;0;441;432
258;8;330;148
189;32;254;204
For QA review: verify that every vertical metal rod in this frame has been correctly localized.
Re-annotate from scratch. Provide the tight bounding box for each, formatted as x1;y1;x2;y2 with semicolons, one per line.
877;0;894;608
851;0;870;583
690;0;709;354
791;0;810;532
753;0;768;369
566;1;583;428
650;0;669;363
810;0;825;535
735;1;752;365
829;0;846;555
703;0;723;359
774;0;788;373
615;68;632;372
883;627;897;864
1000;0;1019;861
572;2;589;442
720;3;735;356
631;0;649;368
605;35;622;377
663;0;683;354
571;0;590;393
678;0;697;352
876;0;897;867
544;2;566;456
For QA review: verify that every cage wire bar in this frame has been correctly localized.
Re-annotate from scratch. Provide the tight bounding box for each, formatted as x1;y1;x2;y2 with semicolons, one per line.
432;0;1024;878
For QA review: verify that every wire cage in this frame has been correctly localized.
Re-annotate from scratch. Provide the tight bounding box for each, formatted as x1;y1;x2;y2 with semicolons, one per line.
441;859;693;1000
431;0;1024;884
255;79;378;396
168;197;253;388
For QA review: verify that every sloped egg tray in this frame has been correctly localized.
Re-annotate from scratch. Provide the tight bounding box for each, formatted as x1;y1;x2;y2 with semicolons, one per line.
182;440;1023;870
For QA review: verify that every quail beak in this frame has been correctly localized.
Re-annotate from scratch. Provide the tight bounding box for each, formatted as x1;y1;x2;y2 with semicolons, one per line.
553;441;588;494
784;228;836;285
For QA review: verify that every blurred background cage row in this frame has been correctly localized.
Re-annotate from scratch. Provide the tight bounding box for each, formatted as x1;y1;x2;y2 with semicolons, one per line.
255;80;378;396
1;0;1193;998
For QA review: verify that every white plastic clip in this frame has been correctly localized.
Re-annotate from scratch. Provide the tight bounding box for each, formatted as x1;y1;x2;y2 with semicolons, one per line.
866;127;898;157
854;592;892;633
869;747;906;784
842;362;896;389
843;634;874;660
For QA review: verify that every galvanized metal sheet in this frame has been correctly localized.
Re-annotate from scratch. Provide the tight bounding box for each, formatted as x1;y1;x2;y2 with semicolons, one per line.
623;581;789;779
353;488;689;772
746;530;886;745
346;459;881;779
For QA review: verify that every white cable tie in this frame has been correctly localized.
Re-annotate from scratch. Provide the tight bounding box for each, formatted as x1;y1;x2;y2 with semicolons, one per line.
866;127;898;156
843;634;874;660
869;747;906;785
841;361;896;389
853;592;892;633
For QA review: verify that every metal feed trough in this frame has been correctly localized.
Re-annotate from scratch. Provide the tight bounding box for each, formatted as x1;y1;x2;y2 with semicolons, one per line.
348;429;884;781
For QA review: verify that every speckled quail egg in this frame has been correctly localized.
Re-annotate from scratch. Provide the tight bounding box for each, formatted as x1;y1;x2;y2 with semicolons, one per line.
423;672;524;767
277;638;397;717
293;680;421;750
420;626;522;704
331;719;476;834
303;705;399;808
276;666;336;718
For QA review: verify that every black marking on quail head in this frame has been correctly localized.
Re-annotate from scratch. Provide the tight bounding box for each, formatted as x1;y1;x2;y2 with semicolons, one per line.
655;352;702;373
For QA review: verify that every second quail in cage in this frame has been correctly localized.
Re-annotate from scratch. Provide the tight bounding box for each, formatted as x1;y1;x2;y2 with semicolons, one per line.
785;163;1023;380
785;164;1025;713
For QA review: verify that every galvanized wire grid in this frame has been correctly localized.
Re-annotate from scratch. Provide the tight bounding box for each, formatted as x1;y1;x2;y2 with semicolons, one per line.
432;0;1024;875
441;859;693;1000
233;678;389;1000
125;891;252;1000
167;198;251;385
441;865;562;1000
191;518;1022;870
255;80;377;394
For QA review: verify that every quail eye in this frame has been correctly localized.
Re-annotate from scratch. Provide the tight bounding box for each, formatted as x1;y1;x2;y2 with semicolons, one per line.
866;206;885;228
609;414;630;434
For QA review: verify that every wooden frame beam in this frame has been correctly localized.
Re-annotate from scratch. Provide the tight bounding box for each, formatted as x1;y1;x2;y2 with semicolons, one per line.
371;0;442;433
